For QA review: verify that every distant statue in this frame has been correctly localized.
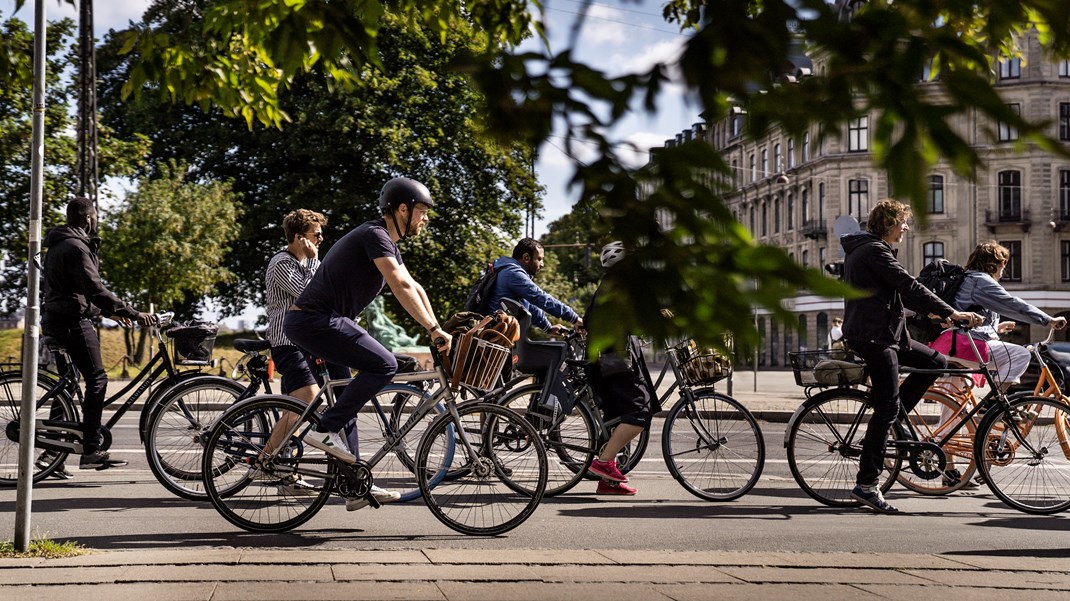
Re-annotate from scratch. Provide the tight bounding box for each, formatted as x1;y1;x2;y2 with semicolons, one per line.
365;296;421;350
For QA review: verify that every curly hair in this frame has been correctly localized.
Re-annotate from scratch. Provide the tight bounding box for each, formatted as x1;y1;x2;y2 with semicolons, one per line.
964;241;1010;275
283;209;328;244
865;199;912;239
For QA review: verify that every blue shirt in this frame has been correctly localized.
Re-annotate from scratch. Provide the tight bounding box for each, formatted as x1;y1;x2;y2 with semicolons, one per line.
296;219;401;318
486;257;579;331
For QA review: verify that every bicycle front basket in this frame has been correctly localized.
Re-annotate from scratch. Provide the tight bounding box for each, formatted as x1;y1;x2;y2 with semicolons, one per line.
451;335;510;391
668;339;732;386
167;321;218;366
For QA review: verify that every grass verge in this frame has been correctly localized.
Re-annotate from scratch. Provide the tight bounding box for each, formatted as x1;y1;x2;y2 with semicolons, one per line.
0;538;88;558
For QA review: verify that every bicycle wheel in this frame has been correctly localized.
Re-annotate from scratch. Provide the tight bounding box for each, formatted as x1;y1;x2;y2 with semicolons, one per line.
346;383;449;502
897;387;978;495
974;396;1070;514
144;379;245;500
417;402;547;536
662;390;765;501
786;388;902;507
496;383;596;496
202;395;333;532
0;372;79;484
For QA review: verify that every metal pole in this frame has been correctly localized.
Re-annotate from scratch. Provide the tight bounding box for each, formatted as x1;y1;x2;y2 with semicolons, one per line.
15;0;48;552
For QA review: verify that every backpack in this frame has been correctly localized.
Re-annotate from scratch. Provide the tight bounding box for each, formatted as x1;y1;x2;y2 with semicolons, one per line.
906;259;968;343
463;262;501;315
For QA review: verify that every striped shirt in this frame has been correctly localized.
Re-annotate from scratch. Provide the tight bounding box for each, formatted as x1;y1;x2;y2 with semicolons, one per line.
265;249;319;347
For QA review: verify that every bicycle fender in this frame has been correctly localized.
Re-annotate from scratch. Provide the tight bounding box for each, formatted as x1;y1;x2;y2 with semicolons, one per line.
138;375;246;443
784;401;814;448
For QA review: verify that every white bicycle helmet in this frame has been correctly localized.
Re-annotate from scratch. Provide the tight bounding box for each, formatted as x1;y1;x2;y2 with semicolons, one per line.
600;241;625;268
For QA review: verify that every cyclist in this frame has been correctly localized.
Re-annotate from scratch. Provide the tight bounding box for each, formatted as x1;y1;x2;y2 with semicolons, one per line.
284;177;452;511
486;238;582;334
583;241;652;495
262;209;349;493
41;197;156;474
840;199;982;513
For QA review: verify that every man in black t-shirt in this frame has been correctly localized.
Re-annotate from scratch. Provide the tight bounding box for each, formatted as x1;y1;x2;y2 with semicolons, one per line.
284;177;452;511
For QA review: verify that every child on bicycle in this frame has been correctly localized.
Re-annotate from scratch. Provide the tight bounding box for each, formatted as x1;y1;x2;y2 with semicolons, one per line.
583;242;654;495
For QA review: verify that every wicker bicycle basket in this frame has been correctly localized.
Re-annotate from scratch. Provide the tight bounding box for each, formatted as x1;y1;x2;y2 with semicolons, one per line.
166;322;218;366
451;336;510;391
667;339;731;386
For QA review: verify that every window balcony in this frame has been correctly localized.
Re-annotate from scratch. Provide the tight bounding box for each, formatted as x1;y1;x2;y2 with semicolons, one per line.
800;219;827;240
984;208;1031;233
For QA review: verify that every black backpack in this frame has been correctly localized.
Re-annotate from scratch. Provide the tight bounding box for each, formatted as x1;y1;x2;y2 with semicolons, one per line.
906;259;968;343
463;262;501;315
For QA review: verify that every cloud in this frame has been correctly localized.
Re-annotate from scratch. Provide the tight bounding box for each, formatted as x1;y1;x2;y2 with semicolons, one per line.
617;131;671;168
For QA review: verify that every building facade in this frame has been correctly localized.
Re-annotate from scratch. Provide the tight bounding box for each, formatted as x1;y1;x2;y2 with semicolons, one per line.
663;37;1070;367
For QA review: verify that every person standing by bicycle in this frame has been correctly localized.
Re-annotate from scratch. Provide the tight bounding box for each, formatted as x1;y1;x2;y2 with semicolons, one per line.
485;238;582;334
840;199;982;513
583;241;653;495
284;177;452;511
41;197;156;473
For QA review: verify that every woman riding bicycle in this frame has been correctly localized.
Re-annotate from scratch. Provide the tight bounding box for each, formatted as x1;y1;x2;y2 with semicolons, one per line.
840;199;982;514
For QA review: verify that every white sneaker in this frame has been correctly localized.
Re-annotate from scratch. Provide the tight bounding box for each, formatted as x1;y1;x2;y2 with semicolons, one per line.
346;485;402;511
277;474;319;497
305;430;356;463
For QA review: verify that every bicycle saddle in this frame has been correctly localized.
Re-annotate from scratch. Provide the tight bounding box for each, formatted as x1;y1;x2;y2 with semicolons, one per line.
233;339;271;353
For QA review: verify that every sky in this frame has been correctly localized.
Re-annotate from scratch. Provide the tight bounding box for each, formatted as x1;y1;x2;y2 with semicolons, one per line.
3;0;698;238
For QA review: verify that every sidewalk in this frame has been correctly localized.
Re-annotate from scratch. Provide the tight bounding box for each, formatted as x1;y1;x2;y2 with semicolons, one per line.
1;546;1067;600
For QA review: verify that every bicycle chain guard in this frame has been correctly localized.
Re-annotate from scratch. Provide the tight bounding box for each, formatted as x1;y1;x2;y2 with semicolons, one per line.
334;460;373;500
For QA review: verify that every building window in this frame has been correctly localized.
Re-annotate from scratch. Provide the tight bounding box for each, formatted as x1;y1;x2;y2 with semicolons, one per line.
1061;103;1070;141
923;241;945;265
998;170;1022;221
770;320;779;367
774;143;782;172
848;116;869;152
848;179;869;219
730;113;744;138
731;159;739;187
761;202;767;237
749;205;755;235
1063;241;1070;282
787;193;795;230
801;186;810;222
819;246;826;267
787;138;796;168
749;153;756;181
1061;170;1070;220
761;148;769;177
928;175;944;214
1061;59;1070;78
802;132;810;162
774;197;781;233
801;249;809;267
1001;240;1022;282
816;312;828;350
999;56;1021;79
818;182;826;221
999;104;1020;141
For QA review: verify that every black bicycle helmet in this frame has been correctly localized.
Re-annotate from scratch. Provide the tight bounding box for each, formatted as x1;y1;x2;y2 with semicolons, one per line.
378;177;433;239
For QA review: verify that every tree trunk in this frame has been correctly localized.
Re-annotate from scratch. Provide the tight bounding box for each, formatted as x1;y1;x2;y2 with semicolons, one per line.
133;328;149;365
123;327;134;361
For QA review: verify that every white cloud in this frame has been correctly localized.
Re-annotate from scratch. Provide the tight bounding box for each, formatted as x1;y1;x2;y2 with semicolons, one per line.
578;4;630;45
618;131;670;169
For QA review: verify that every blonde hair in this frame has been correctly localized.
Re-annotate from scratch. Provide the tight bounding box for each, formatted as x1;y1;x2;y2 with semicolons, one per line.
865;199;911;239
283;209;328;243
964;241;1010;275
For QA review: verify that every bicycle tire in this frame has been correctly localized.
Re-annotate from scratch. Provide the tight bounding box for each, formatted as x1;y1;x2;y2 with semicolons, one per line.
495;383;596;496
0;372;80;485
662;389;765;501
896;388;978;495
202;395;333;532
144;378;246;500
786;387;902;507
417;402;547;536
974;396;1070;515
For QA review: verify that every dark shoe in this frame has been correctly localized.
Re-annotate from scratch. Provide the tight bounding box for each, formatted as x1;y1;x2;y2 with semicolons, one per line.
79;451;128;470
942;468;963;487
596;480;637;495
850;485;900;514
49;464;74;480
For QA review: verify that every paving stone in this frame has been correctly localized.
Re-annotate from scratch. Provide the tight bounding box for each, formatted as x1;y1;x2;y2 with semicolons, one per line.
423;548;615;565
939;554;1070;573
900;568;1070;589
716;566;934;585
332;563;540;582
212;581;444;600
239;549;429;565
530;563;741;583
0;566;128;585
119;563;334;582
599;549;964;569
858;584;1070;601
46;548;243;567
656;583;885;601
0;582;216;601
435;581;674;601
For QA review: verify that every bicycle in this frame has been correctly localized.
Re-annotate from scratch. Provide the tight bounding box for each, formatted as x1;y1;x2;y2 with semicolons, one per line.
200;342;549;535
493;299;765;500
0;312;241;485
784;325;1070;514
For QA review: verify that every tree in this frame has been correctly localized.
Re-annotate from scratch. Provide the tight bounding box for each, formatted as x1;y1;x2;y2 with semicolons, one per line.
99;161;242;362
98;4;540;331
93;1;1070;350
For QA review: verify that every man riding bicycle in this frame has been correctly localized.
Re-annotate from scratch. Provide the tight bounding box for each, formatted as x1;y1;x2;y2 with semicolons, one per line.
283;177;452;511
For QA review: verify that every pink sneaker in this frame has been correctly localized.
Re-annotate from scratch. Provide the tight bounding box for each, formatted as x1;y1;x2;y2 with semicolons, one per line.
597;480;637;495
588;458;628;482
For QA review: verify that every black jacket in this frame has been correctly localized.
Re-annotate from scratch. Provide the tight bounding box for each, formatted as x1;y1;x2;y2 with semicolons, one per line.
841;231;953;348
41;225;139;327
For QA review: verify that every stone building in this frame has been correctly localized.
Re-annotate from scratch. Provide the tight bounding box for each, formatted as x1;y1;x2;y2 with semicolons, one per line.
661;36;1070;367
